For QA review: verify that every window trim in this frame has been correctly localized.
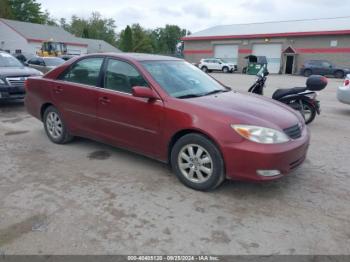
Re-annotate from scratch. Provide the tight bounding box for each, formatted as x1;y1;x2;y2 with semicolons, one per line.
57;55;106;88
100;57;152;95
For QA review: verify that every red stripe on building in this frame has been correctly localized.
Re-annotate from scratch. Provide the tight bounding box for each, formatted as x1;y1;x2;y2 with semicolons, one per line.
183;49;213;54
28;38;88;47
239;49;252;54
181;30;350;41
296;48;350;53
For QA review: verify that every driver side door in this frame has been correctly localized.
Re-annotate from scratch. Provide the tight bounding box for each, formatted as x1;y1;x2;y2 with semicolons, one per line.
96;58;165;158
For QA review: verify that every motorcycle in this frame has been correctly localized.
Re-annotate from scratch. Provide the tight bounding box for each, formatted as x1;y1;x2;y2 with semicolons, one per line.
248;65;328;124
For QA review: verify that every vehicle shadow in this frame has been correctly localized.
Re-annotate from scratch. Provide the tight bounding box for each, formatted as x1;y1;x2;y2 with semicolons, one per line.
0;100;25;113
336;108;350;117
71;136;299;198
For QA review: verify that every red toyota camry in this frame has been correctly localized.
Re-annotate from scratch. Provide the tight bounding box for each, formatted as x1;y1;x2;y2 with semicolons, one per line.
25;53;310;191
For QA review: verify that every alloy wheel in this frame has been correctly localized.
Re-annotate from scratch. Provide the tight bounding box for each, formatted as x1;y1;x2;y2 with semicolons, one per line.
46;111;63;139
177;144;213;183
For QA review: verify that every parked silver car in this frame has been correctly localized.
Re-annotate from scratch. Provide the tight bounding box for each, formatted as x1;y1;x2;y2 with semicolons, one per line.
26;57;65;74
337;74;350;105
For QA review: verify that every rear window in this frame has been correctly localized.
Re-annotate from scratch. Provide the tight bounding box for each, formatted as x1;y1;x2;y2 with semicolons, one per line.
60;57;104;86
0;52;23;67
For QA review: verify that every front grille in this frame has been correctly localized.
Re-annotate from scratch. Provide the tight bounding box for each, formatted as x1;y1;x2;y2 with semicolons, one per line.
6;77;27;88
284;124;302;139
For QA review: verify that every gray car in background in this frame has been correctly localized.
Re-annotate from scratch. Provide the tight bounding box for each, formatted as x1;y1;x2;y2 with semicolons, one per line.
300;60;350;78
26;57;65;74
337;74;350;105
0;51;42;100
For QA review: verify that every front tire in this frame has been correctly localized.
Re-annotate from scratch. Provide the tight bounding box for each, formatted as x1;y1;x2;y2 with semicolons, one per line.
300;100;316;124
335;70;344;79
43;106;73;144
304;69;312;77
171;134;225;191
222;67;229;73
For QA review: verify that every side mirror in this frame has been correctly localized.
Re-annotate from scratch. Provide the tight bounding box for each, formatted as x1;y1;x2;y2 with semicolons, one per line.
132;86;159;100
264;70;269;76
24;62;29;66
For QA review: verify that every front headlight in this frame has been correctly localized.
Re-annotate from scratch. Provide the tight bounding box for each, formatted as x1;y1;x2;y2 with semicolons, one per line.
0;79;6;85
231;125;290;144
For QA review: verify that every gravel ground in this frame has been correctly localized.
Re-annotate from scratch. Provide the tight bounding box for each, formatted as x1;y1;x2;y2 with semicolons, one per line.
0;74;349;255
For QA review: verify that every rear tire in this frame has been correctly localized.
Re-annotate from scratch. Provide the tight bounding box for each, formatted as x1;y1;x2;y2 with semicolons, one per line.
300;100;316;124
304;69;312;77
43;106;73;144
171;133;225;191
335;70;344;79
201;66;208;73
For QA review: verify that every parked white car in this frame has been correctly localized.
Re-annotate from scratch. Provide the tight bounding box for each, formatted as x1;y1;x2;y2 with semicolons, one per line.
337;74;350;105
198;58;237;73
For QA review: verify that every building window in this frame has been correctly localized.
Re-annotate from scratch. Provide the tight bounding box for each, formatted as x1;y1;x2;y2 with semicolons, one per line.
330;40;338;47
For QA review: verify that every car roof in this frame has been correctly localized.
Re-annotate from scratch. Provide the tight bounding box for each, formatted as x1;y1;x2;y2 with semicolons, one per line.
89;52;183;62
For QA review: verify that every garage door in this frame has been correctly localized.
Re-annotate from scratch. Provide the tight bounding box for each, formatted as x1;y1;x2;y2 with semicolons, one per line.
253;44;282;73
214;45;238;64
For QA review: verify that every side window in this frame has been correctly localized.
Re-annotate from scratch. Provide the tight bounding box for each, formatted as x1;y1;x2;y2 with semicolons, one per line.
38;58;45;66
28;58;40;65
61;57;104;86
322;61;331;68
104;59;148;93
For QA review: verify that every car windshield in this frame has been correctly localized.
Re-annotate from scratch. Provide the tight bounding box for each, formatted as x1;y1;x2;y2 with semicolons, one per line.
44;57;65;66
141;60;227;98
0;52;23;67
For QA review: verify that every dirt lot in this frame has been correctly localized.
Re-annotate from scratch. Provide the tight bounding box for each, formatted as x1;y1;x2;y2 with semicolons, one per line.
0;74;349;255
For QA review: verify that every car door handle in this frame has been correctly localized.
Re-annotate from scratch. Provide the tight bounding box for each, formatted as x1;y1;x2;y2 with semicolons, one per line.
53;86;63;94
99;96;110;104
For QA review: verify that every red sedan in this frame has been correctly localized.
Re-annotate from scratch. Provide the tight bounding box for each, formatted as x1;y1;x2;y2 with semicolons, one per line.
25;53;310;191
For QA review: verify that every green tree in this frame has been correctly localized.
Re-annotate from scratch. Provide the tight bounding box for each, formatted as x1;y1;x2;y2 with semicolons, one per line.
1;0;55;25
130;24;153;53
0;0;13;19
119;24;189;54
7;0;46;23
158;25;188;54
119;25;133;52
65;13;117;46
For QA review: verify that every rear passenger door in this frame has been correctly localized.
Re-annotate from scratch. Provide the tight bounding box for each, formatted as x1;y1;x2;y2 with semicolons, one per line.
96;58;164;157
53;57;104;137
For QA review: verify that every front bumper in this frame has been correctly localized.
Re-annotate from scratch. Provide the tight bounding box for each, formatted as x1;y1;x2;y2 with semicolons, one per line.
0;85;25;100
222;127;310;181
337;86;350;105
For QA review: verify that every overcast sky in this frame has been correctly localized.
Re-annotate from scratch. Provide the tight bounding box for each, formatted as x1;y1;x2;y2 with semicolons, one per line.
37;0;350;33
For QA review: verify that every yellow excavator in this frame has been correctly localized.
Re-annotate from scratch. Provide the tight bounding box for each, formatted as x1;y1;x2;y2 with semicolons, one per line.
37;41;67;57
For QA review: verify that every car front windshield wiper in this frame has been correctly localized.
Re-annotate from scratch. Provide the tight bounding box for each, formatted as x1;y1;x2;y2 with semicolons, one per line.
199;89;228;97
176;94;202;99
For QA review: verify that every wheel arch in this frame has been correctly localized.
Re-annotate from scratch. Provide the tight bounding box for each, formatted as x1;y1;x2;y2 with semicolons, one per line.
167;128;223;165
40;102;55;120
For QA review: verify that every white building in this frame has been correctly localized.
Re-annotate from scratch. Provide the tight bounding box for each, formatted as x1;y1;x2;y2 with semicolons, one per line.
0;18;121;56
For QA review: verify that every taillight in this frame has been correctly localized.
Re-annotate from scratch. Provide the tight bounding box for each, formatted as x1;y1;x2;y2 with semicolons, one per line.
344;79;350;86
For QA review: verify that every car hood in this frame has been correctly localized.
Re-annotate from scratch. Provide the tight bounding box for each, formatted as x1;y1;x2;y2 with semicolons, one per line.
0;66;42;77
184;91;303;130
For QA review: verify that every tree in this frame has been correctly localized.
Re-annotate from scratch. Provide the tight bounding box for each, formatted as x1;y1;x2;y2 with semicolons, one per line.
158;25;188;54
1;0;55;25
7;0;46;23
130;24;153;53
0;0;13;19
119;25;133;52
65;13;117;46
118;24;189;54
